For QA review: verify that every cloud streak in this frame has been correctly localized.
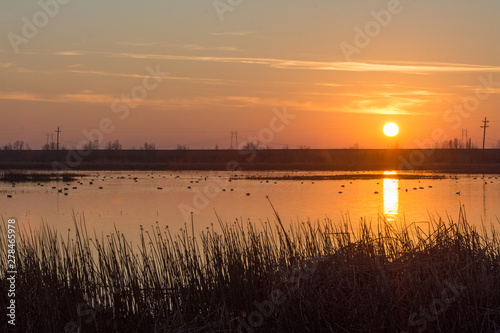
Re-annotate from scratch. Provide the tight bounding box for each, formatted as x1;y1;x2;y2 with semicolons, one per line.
97;51;500;74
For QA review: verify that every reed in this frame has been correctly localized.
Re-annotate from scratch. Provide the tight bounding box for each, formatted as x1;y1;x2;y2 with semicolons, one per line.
1;208;499;332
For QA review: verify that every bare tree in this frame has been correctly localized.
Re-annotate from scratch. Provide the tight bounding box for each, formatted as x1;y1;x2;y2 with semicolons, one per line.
242;140;261;150
3;140;30;150
142;142;156;150
42;142;57;150
105;140;122;150
83;140;100;151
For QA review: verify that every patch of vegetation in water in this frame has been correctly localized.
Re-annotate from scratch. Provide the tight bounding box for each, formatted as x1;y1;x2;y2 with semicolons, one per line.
0;170;83;182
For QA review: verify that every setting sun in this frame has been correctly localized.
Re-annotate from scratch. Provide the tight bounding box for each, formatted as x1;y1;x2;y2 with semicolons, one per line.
383;123;399;137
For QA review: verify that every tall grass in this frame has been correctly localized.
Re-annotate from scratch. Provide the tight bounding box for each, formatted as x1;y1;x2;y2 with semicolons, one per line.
1;208;499;332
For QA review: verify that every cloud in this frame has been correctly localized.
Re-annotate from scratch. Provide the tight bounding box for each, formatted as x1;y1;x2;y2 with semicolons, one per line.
182;44;240;52
51;49;500;74
68;69;235;85
115;41;164;47
210;31;256;36
101;51;500;74
55;51;88;56
315;82;351;87
0;92;49;103
0;91;114;104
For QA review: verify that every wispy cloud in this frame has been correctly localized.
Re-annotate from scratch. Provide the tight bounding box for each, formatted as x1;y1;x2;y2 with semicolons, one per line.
1;63;51;74
115;41;164;47
0;92;50;103
52;49;500;74
68;69;236;85
0;89;432;116
100;51;500;74
182;44;240;52
55;51;87;56
210;31;256;36
315;82;351;87
0;91;115;104
0;90;167;108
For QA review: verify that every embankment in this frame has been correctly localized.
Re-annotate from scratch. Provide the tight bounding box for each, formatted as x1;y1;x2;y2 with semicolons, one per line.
0;149;499;172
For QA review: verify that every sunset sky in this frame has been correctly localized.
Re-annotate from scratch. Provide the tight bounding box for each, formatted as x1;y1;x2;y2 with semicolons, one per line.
1;0;499;149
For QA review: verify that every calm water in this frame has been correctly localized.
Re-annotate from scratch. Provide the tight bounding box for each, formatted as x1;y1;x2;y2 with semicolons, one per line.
1;170;499;244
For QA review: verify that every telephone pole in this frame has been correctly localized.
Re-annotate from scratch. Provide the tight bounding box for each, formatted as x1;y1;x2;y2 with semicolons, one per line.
480;117;489;150
55;126;61;151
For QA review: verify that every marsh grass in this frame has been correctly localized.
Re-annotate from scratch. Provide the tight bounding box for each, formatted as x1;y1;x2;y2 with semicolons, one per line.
1;208;499;332
0;170;81;182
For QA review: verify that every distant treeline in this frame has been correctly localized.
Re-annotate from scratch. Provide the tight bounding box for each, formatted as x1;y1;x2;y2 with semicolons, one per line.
0;149;499;172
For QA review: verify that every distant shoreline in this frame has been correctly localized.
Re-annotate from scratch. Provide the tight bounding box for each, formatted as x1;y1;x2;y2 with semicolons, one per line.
1;149;499;173
239;174;448;181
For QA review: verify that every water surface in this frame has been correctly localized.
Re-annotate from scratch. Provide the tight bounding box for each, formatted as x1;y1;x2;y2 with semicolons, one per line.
1;170;499;244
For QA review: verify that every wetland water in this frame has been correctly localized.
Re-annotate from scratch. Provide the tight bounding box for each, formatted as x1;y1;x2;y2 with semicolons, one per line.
1;170;499;244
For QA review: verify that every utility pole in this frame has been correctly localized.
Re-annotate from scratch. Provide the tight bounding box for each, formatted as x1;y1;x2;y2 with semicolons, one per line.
230;131;233;149
480;117;489;150
234;131;238;150
55;126;61;151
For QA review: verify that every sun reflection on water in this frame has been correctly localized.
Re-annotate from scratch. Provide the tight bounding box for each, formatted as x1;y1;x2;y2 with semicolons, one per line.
383;171;399;222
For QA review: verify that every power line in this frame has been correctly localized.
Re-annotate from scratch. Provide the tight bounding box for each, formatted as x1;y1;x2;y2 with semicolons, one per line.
54;126;61;151
480;117;489;149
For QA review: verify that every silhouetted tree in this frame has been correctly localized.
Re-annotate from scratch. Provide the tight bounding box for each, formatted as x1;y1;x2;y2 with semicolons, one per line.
441;138;471;149
3;140;30;150
42;142;57;150
242;140;261;150
83;140;99;151
105;140;122;150
142;142;156;150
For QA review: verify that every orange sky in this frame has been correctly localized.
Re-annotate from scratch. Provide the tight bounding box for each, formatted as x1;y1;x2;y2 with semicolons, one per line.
1;0;499;149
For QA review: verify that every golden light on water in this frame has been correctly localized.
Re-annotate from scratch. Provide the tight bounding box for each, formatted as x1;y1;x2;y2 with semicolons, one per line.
383;172;399;221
